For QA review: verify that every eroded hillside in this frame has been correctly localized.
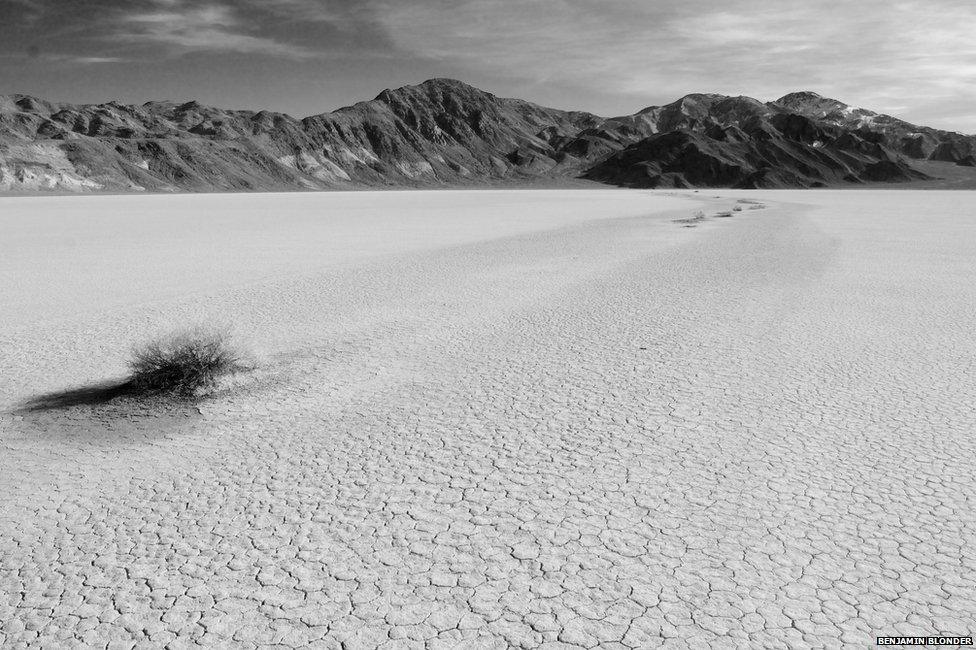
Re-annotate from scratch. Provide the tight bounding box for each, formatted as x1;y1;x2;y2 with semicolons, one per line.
1;79;973;192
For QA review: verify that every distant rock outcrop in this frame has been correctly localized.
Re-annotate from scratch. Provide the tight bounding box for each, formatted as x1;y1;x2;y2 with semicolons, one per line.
0;80;972;192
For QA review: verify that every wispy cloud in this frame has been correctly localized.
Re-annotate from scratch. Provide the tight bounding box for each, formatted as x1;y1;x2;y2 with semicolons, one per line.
246;0;364;25
375;0;976;129
0;0;46;23
69;56;125;64
3;50;126;64
1;0;973;131
114;1;316;58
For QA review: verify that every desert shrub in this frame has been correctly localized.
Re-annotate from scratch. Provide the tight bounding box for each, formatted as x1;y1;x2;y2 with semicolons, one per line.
129;329;243;397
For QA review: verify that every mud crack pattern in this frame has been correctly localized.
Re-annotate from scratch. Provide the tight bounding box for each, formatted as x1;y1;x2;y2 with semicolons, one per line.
2;190;975;648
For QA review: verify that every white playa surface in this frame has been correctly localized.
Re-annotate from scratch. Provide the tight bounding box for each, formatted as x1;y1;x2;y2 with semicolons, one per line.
1;188;974;648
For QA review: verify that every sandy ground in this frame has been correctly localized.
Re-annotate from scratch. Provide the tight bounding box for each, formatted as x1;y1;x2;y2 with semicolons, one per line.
1;189;974;648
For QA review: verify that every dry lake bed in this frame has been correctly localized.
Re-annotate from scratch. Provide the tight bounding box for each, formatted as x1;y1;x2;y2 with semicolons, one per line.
1;189;974;648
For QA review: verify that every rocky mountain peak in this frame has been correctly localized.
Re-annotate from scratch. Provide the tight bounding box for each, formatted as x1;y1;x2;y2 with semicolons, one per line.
777;90;825;103
374;78;492;105
0;81;973;193
774;91;848;116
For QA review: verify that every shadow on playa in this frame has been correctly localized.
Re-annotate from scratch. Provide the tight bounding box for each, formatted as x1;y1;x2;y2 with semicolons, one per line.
16;379;142;412
15;327;248;414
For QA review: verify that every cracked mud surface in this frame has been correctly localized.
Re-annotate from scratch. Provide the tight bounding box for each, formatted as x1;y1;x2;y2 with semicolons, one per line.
1;189;975;648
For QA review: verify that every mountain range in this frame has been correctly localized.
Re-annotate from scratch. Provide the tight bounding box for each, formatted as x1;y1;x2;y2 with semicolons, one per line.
1;78;974;193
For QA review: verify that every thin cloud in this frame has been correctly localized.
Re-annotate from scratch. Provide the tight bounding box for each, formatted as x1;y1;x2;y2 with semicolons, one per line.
376;0;976;129
0;0;46;23
114;2;316;58
69;56;125;64
249;0;363;24
3;51;126;64
1;0;973;131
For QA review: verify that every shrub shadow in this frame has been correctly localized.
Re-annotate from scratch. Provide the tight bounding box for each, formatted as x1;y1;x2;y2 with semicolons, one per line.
16;379;140;413
15;329;252;416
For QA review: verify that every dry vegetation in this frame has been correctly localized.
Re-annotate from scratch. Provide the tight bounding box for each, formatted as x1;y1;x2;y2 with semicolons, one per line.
129;329;245;397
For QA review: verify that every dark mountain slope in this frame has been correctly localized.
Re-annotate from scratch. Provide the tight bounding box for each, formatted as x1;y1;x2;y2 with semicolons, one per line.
0;80;972;192
583;91;970;188
774;91;976;165
584;102;929;189
299;79;602;184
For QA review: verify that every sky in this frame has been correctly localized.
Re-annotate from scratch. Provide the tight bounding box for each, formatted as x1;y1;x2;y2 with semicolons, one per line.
1;0;974;133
